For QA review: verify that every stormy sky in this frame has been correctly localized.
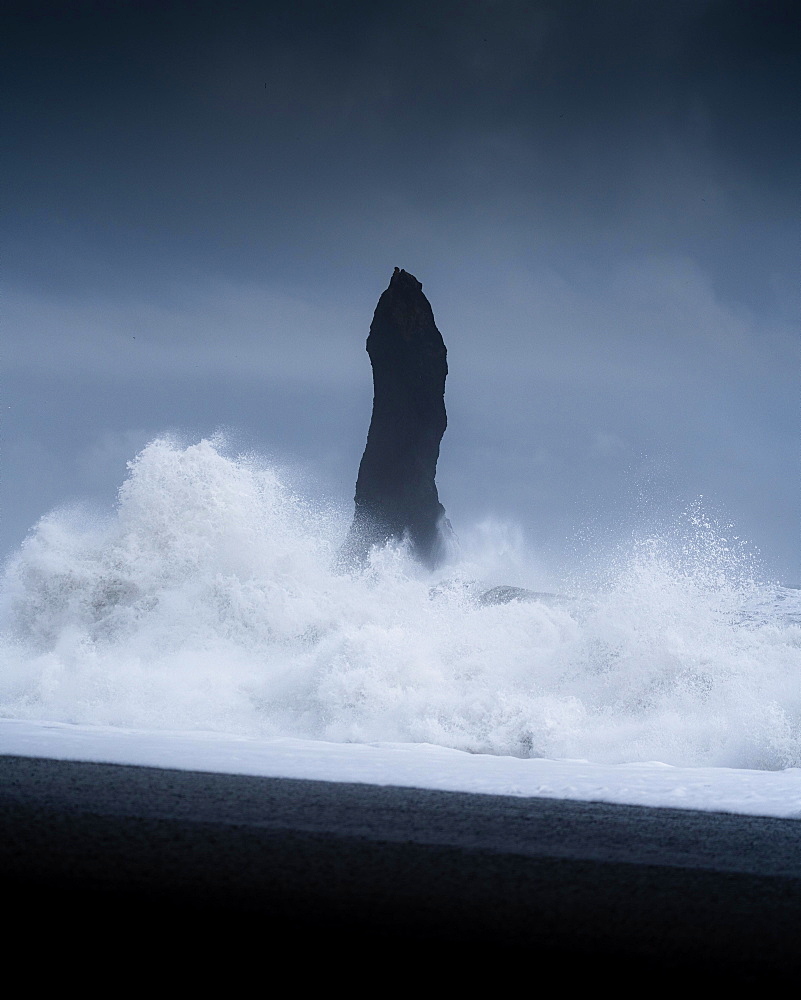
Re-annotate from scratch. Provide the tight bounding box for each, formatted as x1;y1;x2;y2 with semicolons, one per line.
4;0;799;581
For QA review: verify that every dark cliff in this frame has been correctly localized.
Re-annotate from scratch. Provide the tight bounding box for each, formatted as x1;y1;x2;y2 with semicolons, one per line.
342;268;453;568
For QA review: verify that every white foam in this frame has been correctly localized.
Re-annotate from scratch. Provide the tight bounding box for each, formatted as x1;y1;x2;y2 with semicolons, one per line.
1;436;800;775
2;718;800;819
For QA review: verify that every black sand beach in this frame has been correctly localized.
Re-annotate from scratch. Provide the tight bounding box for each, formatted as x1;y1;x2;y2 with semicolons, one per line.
2;754;800;985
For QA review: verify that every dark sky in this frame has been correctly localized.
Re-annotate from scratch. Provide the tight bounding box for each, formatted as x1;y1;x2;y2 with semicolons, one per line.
3;0;799;580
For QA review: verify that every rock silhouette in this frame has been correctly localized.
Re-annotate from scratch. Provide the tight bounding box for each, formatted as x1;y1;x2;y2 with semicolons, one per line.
342;268;453;569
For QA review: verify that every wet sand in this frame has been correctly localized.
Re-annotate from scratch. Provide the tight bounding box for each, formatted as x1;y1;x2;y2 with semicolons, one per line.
2;754;800;985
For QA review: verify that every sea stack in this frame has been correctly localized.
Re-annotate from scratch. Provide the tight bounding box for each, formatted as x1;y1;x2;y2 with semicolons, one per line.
342;268;453;569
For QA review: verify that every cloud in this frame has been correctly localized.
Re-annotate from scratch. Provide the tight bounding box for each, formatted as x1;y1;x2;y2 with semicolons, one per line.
5;282;368;385
3;1;797;578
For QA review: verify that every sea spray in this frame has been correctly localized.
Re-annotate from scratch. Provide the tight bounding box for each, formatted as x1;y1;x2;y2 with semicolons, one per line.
1;436;800;768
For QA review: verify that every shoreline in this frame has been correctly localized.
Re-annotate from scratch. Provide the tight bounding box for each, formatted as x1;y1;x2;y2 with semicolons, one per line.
3;753;801;983
3;717;800;817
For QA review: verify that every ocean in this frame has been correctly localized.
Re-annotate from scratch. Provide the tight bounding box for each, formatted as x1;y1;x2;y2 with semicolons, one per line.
1;436;800;815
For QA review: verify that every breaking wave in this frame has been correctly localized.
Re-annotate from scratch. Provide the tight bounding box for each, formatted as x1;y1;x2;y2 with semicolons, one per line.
1;436;800;768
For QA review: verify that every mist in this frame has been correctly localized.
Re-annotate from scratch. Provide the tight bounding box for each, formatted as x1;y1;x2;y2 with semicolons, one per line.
3;0;798;580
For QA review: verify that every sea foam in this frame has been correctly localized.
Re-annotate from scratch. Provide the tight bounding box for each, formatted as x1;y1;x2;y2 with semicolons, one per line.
1;436;799;768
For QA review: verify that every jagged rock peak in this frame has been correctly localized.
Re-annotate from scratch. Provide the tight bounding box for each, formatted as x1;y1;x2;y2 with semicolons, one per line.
340;268;454;570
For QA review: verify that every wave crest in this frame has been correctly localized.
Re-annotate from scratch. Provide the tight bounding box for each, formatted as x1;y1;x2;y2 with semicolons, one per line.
2;437;800;768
